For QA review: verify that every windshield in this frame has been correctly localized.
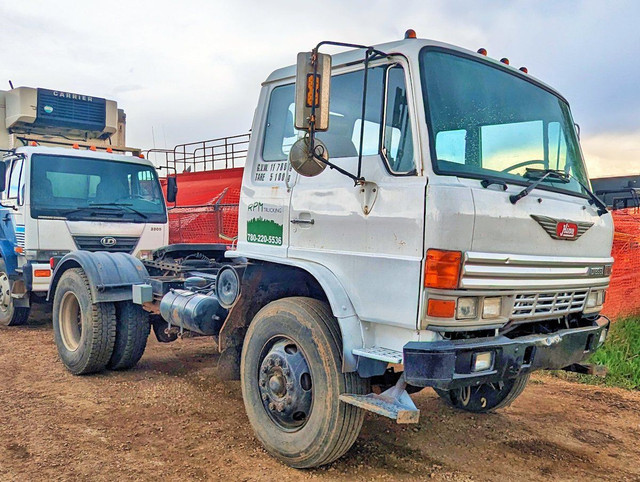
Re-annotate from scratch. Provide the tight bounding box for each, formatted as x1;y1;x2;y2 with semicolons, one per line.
420;49;590;196
30;154;167;223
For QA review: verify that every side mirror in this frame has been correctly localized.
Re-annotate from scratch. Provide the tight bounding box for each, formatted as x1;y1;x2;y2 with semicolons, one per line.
0;161;5;192
288;137;328;177
295;51;331;132
166;176;178;203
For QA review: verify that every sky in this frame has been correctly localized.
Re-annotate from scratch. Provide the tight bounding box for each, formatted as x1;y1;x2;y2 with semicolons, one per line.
1;0;639;178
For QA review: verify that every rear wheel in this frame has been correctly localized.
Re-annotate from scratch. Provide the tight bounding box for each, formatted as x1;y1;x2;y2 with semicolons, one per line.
0;259;30;326
434;374;530;413
52;268;116;375
241;297;368;468
108;302;150;370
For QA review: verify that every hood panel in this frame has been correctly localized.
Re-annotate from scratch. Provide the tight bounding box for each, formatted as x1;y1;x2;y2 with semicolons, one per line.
470;184;614;258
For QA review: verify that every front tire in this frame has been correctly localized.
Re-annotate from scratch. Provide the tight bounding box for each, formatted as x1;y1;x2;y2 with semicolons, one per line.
52;268;116;375
241;297;368;468
434;374;530;413
0;259;30;326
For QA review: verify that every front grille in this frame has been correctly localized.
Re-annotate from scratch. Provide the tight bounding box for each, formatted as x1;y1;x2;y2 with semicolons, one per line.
511;290;588;321
73;236;139;254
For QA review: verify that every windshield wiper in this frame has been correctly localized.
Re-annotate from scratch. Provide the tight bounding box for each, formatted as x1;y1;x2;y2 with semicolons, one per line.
60;206;124;218
510;168;570;205
90;202;148;219
511;168;608;216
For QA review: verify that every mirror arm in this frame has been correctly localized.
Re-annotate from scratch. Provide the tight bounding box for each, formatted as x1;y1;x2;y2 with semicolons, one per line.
312;152;363;184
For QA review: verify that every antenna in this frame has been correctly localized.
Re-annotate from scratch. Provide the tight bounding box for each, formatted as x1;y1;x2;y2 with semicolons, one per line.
8;80;14;89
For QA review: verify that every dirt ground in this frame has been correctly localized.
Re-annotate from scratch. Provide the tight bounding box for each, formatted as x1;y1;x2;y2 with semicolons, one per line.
1;311;639;482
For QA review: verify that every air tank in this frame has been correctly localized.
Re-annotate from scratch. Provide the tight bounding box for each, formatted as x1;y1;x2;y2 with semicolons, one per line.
159;289;228;336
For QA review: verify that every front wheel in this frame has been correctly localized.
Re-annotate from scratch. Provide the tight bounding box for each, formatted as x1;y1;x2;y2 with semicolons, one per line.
0;259;30;326
241;297;368;468
52;268;116;375
434;374;530;413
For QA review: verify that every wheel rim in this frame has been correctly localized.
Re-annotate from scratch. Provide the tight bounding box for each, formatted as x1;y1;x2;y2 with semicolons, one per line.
59;291;83;351
0;271;12;314
258;337;313;431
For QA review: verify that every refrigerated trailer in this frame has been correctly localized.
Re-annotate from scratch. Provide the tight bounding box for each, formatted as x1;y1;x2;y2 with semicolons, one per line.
47;33;614;468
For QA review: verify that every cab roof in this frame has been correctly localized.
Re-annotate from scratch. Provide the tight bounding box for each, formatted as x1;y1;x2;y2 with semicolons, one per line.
9;145;156;168
263;37;565;103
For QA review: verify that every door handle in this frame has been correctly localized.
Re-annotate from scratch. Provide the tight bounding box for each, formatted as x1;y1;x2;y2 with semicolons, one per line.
290;218;315;225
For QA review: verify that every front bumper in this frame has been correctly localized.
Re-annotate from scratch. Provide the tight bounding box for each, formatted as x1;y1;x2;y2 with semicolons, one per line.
403;317;609;389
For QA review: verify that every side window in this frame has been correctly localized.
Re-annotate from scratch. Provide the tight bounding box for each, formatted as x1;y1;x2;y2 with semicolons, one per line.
382;66;414;173
8;158;24;202
262;84;297;161
261;67;385;161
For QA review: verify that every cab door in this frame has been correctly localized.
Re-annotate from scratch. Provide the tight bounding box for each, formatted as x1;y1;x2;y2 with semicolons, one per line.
288;62;425;329
0;156;27;271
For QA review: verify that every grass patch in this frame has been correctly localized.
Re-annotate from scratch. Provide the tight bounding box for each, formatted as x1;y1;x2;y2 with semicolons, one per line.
552;317;640;390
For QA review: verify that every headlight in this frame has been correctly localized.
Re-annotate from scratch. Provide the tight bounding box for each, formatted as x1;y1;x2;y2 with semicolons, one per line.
482;297;502;319
456;297;478;319
472;351;494;372
136;250;154;261
586;290;605;308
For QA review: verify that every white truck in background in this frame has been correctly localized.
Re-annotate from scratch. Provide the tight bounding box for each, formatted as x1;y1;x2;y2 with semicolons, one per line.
47;33;615;468
0;86;169;349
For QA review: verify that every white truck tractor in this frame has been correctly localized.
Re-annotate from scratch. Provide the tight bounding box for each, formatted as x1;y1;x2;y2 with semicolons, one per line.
48;33;614;468
0;86;168;344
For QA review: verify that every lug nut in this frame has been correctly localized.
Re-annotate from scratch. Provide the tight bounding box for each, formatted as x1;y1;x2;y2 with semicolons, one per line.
261;393;268;401
277;403;285;412
259;379;266;387
284;368;291;376
274;358;281;366
261;365;268;374
286;382;293;390
268;402;276;411
267;358;274;367
285;396;292;405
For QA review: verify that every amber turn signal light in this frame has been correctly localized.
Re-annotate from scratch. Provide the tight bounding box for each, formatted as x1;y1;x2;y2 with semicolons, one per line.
427;299;456;318
34;269;51;278
424;249;462;289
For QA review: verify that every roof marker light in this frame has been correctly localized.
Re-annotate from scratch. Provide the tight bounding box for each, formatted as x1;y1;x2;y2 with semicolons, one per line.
404;29;417;39
477;48;487;56
139;153;145;159
519;66;528;73
500;58;510;65
106;147;113;153
89;145;97;151
72;143;79;149
29;141;38;147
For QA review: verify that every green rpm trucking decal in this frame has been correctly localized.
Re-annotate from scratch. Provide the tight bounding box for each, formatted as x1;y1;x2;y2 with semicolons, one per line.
247;202;283;246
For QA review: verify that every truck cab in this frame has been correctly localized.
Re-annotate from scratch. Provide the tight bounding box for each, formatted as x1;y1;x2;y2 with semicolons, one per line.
47;35;615;468
0;87;168;325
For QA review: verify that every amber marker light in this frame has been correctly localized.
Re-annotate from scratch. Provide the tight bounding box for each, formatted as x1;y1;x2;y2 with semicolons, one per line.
500;58;510;65
405;29;417;39
34;269;51;278
519;66;528;73
477;48;487;56
72;143;79;149
106;147;113;153
425;249;462;289
89;145;97;151
29;141;38;146
427;299;456;318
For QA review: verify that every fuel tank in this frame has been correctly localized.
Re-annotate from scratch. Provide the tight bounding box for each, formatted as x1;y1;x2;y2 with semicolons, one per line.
159;289;228;335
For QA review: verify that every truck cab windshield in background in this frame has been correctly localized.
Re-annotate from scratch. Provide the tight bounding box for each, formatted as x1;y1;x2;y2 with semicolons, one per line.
30;154;167;223
421;48;590;197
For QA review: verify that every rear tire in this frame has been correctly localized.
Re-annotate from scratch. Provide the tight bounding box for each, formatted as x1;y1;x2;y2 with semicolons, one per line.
0;258;30;326
434;374;530;413
108;302;150;370
52;268;116;375
241;297;368;468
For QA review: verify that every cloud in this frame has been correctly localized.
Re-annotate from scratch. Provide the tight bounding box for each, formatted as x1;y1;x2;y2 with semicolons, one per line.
0;0;639;176
582;130;640;178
